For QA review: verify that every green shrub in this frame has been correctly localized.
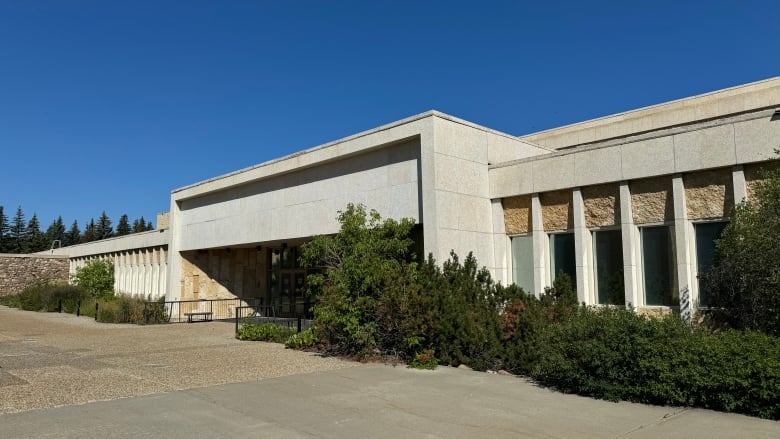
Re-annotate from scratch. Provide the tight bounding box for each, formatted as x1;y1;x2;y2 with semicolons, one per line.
8;282;89;313
285;326;319;349
527;307;780;420
96;295;167;324
408;349;438;370
72;259;115;299
237;322;296;342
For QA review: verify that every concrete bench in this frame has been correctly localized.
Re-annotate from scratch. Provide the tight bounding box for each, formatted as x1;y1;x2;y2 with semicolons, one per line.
185;312;213;323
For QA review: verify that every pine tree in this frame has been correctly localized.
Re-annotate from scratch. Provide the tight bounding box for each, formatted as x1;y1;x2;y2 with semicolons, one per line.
10;206;26;253
133;216;147;233
45;216;66;249
64;220;81;247
0;206;9;253
116;214;131;236
95;211;113;240
82;219;96;243
146;220;154;231
26;214;47;253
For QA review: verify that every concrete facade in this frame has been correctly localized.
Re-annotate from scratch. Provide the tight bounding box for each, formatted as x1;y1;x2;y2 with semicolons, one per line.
41;77;780;313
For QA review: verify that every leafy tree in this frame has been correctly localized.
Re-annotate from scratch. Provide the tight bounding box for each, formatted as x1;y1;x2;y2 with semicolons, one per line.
704;161;780;335
10;206;26;253
0;206;9;252
81;219;96;243
94;211;113;240
25;214;47;253
299;203;417;356
45;216;66;250
72;258;114;299
116;214;131;236
64;220;81;247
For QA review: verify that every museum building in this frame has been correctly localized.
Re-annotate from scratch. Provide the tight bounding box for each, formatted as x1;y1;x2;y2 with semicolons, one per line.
49;77;780;316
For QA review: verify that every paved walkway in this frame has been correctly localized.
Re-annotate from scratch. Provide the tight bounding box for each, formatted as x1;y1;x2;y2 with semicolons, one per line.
1;305;778;438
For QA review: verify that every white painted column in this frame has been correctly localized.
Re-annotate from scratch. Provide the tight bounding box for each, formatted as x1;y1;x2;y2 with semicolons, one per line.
490;199;509;285
732;165;747;204
619;182;639;308
531;193;547;296
672;175;694;321
572;188;591;304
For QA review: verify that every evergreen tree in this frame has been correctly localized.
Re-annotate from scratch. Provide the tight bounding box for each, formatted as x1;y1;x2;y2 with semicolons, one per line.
95;211;113;240
0;206;9;253
116;214;131;236
26;214;47;253
64;220;81;247
132;216;147;233
82;219;96;243
10;206;26;253
146;220;154;231
45;216;66;249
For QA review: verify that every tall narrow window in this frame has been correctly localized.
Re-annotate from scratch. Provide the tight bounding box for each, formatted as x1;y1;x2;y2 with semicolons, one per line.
593;230;624;305
549;233;576;285
511;235;535;295
695;221;728;307
641;226;677;306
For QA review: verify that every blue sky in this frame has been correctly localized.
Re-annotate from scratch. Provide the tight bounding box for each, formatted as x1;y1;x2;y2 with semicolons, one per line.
1;1;778;231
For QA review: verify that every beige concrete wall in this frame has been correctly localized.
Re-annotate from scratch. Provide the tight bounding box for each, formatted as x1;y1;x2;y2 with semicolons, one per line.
582;183;620;228
540;190;572;231
745;160;780;201
502;195;531;234
630;177;673;224
156;212;170;230
518;77;780;150
0;254;69;295
179;248;267;301
684;168;734;220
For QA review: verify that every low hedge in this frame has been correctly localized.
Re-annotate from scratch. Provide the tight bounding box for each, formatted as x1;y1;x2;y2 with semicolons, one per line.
528;307;780;420
237;322;297;342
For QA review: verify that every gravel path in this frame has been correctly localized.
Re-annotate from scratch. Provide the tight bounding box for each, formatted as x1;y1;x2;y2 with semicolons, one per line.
0;305;351;414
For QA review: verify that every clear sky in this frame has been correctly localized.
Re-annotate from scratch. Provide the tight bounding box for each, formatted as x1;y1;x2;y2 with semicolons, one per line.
1;1;778;231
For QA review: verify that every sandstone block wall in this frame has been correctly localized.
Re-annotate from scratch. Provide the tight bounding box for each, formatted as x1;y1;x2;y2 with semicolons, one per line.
540;190;573;231
684;168;734;220
745;160;780;201
582;183;620;228
630;177;673;224
0;254;69;296
180;247;267;301
502;195;531;234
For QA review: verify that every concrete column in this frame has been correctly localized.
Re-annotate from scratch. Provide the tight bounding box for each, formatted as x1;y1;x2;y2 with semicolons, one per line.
672;175;694;321
619;182;639;308
490;199;509;285
732;165;747;204
531;193;547;296
572;188;591;304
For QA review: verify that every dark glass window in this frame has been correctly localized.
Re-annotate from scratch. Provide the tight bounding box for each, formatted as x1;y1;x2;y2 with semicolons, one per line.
594;230;624;305
641;226;677;306
550;233;576;285
695;221;728;307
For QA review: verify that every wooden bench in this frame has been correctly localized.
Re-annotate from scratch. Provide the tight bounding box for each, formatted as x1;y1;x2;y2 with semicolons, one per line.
184;311;213;323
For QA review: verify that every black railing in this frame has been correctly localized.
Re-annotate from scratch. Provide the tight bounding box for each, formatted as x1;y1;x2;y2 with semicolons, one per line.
145;298;263;323
234;305;314;335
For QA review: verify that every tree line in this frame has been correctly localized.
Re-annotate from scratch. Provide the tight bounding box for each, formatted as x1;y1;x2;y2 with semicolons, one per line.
0;205;154;254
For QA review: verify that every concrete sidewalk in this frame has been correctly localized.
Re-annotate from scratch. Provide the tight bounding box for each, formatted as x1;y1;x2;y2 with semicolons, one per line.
1;306;777;438
1;363;778;439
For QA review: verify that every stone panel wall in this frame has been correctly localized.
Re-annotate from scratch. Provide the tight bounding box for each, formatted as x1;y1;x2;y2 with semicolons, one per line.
684;168;734;220
540;190;573;231
180;248;267;301
502;195;531;234
0;254;69;296
582;183;620;228
630;177;673;224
